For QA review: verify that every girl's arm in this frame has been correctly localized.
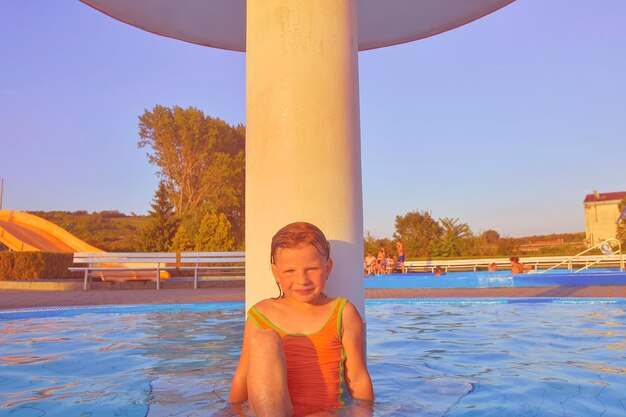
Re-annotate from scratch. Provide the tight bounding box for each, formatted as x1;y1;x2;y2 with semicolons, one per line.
228;317;259;403
342;302;375;401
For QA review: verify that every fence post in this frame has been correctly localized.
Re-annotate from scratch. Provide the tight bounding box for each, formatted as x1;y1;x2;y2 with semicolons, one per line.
157;262;161;290
83;269;89;291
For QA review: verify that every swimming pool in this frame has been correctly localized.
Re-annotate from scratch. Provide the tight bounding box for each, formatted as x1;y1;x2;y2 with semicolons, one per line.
1;299;625;416
366;268;626;289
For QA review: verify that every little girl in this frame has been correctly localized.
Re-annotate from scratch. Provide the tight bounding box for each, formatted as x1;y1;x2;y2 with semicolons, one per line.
229;222;374;416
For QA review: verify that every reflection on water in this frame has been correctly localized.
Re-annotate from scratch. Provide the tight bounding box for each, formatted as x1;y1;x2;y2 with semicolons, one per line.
1;302;625;416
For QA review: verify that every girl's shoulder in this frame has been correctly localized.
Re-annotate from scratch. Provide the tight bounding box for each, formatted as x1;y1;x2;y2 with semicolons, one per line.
252;298;279;315
340;299;362;320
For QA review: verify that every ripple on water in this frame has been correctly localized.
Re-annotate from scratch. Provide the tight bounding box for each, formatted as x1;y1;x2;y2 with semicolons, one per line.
1;302;626;416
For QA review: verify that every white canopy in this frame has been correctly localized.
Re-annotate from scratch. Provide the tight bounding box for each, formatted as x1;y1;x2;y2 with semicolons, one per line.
80;0;515;52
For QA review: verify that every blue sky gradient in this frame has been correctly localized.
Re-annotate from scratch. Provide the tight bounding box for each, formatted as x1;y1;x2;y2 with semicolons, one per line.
1;1;624;238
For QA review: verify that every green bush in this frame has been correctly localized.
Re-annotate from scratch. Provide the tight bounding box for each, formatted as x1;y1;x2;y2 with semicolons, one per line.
0;252;78;280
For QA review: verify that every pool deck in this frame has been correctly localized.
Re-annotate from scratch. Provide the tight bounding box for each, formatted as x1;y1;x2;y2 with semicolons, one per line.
1;285;626;310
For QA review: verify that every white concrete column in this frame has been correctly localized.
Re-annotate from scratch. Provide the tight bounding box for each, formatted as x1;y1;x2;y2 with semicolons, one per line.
245;0;364;315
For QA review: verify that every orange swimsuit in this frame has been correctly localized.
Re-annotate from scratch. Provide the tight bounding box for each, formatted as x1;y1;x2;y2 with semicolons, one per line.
248;297;348;417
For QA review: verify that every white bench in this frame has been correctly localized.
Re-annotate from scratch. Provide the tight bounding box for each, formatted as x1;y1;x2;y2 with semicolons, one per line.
70;252;245;290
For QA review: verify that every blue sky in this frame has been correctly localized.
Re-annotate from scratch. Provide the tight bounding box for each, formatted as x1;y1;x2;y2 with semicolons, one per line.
1;1;624;239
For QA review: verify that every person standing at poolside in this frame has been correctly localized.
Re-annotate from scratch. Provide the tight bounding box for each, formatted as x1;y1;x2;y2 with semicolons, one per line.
396;240;406;274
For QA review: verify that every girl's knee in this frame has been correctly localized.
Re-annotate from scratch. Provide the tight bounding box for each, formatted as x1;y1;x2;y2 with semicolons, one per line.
247;330;292;416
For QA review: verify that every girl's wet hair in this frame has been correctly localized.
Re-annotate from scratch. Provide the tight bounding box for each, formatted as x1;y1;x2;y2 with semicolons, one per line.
270;222;330;264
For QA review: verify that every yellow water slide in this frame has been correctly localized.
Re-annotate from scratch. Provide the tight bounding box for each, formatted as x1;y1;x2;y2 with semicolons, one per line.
0;210;168;281
0;210;102;252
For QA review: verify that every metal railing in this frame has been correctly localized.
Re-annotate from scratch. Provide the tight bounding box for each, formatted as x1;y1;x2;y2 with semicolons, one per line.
403;251;625;274
538;238;623;274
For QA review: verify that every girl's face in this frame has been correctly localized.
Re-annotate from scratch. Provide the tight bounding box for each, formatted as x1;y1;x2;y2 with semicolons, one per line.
271;243;333;304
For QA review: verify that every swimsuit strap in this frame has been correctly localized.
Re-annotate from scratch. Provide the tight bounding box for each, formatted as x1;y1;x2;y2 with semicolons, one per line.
248;297;347;336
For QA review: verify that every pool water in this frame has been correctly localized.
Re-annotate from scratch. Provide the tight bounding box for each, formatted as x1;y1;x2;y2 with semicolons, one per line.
1;299;625;416
366;268;626;289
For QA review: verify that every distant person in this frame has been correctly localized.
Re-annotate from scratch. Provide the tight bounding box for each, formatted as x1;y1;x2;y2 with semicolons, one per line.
487;262;498;272
386;255;397;274
509;256;531;274
433;265;446;276
374;258;384;275
364;252;376;276
377;246;387;274
396;240;406;274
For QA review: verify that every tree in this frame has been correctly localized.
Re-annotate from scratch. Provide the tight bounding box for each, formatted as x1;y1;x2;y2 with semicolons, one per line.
138;105;245;247
140;182;179;251
393;210;441;258
363;232;379;258
464;229;501;257
432;217;473;257
170;225;194;252
363;232;392;260
496;237;519;256
194;211;236;251
481;229;500;245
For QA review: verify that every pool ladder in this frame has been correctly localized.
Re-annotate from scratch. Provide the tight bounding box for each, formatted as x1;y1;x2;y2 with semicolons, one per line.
537;238;623;273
